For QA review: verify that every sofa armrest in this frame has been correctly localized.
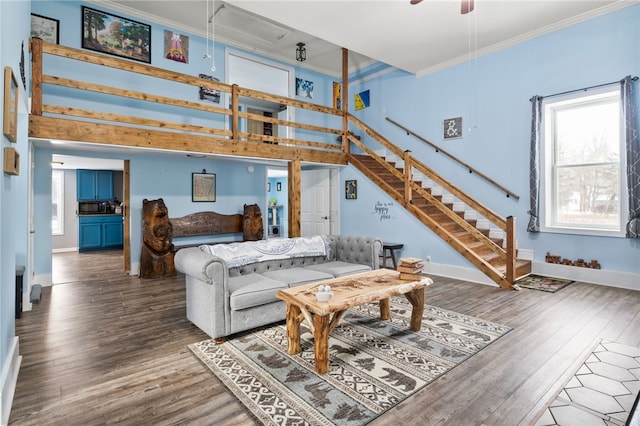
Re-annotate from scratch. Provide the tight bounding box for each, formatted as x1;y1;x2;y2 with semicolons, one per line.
174;247;227;284
327;235;382;270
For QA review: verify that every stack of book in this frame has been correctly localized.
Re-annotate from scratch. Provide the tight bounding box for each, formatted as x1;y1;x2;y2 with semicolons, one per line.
397;257;424;280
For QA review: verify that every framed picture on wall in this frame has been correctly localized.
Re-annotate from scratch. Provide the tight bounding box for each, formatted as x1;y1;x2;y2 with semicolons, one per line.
3;67;18;142
192;172;216;202
345;180;357;199
31;13;59;44
81;6;151;64
277;182;282;191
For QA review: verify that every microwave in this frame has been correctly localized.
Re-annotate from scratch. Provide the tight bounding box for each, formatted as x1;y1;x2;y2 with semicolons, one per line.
78;201;107;215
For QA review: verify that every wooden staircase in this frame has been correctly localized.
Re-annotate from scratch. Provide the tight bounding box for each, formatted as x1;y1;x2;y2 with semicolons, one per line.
346;116;531;290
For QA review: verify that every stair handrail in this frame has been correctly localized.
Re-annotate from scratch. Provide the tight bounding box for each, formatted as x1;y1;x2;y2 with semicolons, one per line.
385;117;520;200
349;114;507;230
348;114;517;287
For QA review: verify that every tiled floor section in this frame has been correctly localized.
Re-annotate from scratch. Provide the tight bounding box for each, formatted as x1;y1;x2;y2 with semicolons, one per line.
536;341;640;426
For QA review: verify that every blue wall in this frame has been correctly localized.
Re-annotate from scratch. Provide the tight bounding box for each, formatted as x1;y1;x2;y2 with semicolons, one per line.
1;0;31;419
342;5;640;276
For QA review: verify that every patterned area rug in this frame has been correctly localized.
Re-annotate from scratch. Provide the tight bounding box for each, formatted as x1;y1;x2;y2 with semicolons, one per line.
516;274;575;293
189;297;511;425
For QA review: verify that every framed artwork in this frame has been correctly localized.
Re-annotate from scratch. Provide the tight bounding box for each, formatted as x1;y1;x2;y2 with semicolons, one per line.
164;30;188;63
81;6;151;64
295;78;314;99
3;67;18;142
192;172;216;202
268;182;271;191
3;147;20;176
198;74;221;103
276;182;282;191
443;117;463;139
354;90;370;111
31;13;59;44
345;180;357;199
332;81;341;109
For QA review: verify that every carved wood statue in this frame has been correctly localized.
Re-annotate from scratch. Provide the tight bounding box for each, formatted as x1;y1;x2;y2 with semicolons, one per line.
243;203;264;241
139;198;176;278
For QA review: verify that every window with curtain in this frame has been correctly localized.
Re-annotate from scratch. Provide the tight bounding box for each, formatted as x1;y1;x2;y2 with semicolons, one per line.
52;170;64;235
541;88;627;236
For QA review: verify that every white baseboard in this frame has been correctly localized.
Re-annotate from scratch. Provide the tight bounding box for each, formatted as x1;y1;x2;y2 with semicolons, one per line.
1;337;21;426
425;260;640;292
33;273;52;287
424;262;498;287
52;247;78;253
532;261;640;291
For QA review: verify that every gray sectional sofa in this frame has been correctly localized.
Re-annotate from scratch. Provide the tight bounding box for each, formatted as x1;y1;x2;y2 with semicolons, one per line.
174;234;382;341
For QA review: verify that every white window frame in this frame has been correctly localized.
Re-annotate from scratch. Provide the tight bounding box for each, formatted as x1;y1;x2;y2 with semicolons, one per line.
540;87;628;238
52;169;64;235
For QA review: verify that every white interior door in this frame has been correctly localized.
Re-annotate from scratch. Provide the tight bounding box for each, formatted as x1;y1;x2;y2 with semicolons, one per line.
301;170;331;237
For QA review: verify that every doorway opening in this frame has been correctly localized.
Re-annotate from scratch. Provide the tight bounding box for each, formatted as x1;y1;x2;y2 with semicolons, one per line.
267;167;288;238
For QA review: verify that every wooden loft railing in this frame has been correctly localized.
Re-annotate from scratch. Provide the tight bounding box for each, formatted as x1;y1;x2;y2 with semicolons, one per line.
347;114;519;288
29;38;522;286
28;38;346;165
385;117;520;200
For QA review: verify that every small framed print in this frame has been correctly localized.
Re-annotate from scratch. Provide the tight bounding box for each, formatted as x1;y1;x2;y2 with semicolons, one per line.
443;117;463;140
3;67;18;142
276;182;282;191
345;180;357;199
192;172;216;202
31;13;59;44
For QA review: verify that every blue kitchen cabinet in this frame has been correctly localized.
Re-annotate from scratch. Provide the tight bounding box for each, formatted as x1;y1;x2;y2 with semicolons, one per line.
79;216;123;252
77;170;113;201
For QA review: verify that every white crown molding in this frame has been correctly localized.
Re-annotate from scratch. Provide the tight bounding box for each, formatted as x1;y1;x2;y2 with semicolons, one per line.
415;1;635;77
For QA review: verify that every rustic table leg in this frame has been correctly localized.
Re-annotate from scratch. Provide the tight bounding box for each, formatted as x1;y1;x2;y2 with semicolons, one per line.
405;287;425;331
379;298;390;320
285;302;301;355
314;314;330;374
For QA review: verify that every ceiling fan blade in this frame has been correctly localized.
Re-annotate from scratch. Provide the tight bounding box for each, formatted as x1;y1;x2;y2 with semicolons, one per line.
461;0;474;14
410;0;423;4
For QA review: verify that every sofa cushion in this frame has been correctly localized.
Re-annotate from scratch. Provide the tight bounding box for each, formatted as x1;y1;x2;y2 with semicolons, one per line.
228;273;288;311
304;261;372;277
262;267;333;287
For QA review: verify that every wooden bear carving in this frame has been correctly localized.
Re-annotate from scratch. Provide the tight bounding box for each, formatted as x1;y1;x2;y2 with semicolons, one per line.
139;198;176;278
243;203;264;241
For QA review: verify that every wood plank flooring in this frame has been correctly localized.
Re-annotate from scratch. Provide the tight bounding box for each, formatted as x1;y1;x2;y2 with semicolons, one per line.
9;251;640;425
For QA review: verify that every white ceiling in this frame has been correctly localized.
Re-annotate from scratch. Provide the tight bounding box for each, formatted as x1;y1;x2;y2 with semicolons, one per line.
101;0;634;77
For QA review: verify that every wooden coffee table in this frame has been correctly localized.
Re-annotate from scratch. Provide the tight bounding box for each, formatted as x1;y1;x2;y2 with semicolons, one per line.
276;268;431;374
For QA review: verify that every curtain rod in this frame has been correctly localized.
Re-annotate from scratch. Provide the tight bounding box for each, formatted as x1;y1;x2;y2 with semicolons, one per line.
530;75;638;102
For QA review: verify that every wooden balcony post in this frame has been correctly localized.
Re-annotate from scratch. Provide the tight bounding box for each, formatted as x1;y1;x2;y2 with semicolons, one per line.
231;84;239;141
288;160;301;237
341;48;349;155
505;216;516;285
30;38;43;116
403;150;413;205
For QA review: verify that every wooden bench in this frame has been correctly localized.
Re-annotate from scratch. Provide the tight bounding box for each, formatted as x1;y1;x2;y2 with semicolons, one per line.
170;211;244;249
139;200;263;279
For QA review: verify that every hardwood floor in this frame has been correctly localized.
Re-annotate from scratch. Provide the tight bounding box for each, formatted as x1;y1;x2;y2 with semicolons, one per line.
10;251;640;425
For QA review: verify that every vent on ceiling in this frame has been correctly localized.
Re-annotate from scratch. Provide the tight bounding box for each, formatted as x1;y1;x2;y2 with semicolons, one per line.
214;4;291;45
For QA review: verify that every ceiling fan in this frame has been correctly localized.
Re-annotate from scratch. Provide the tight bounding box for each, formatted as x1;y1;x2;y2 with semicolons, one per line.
410;0;475;15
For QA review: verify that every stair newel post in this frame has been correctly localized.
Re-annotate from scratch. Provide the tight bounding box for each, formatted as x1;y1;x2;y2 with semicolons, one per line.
403;150;413;205
30;38;43;116
231;84;239;142
505;216;516;286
